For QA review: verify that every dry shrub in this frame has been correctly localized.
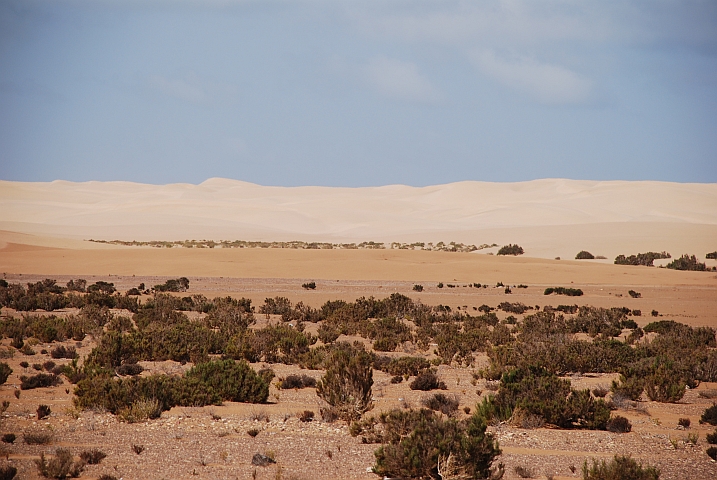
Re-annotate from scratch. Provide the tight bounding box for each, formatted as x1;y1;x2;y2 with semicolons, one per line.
514;465;536;478
247;428;260;437
409;371;446;391
316;348;373;422
280;374;316;389
422;393;459;416
132;444;144;455
35;448;84;479
0;464;17;480
510;407;545;429
678;418;691;428
24;431;53;445
298;410;315;422
117;398;161;423
583;455;659;480
37;405;51;420
79;449;106;464
606;416;632;433
0;434;15;444
699;389;717;399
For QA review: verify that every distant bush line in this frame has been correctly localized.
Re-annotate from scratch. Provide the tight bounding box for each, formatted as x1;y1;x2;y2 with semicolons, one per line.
614;251;670;266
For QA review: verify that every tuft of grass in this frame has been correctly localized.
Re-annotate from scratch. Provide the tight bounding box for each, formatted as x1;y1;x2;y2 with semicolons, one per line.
513;465;535;478
247;428;260;437
79;449;106;465
24;431;53;445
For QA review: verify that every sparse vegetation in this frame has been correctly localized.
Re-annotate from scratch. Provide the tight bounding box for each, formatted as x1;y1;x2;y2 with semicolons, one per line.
544;287;583;296
497;244;524;256
665;254;706;271
316;347;373;422
35;448;84;479
614;252;670;267
582;455;659;480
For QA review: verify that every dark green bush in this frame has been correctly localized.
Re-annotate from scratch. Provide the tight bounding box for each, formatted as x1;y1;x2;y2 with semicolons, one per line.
280;374;316;389
497;244;524;256
1;433;16;444
378;356;431;377
665;254;706;271
409;371;447;391
707;428;717;444
20;373;62;390
0;464;16;480
497;302;530;314
316;347;373;422
606;415;632;433
50;346;77;359
706;251;717;260
576;251;595;260
355;408;503;480
707;446;717;461
302;281;316;290
614;252;670;267
153;277;189;292
583;455;659;480
701;404;717;426
544;287;583;296
422;393;459;416
0;363;12;384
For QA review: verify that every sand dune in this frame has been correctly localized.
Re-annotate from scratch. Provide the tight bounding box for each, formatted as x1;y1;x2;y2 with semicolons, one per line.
1;178;716;259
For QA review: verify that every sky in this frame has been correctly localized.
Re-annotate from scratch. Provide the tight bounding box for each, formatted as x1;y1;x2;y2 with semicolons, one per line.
0;0;716;187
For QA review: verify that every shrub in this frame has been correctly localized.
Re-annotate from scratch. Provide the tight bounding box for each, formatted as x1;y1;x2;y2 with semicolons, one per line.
20;373;62;390
582;455;659;480
1;433;16;444
422;393;459;416
707;429;717;444
576;251;595;260
153;277;189;292
302;282;316;290
364;408;503;480
117;398;162;423
412;284;423;292
497;244;524;256
707;446;717;461
35;448;84;479
132;444;144;454
628;290;641;298
701;404;717;426
0;465;16;480
706;251;717;260
79;449;106;465
247;428;260;437
606;415;632;433
24;431;53;445
514;465;536;478
678;418;690;428
98;476;118;480
280;374;317;389
390;375;403;384
298;410;314;422
409;371;447;391
544;287;583;296
0;363;11;385
37;405;51;420
498;302;530;314
665;254;706;271
50;346;77;359
614;252;670;267
316;348;373;422
115;363;144;376
379;356;431;377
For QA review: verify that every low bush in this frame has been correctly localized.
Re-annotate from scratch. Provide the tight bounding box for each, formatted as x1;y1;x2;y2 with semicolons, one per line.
707;446;717;461
544;287;583;296
409;371;447;391
582;455;659;480
0;464;16;480
20;373;62;390
665;254;706;271
50;346;77;359
576;251;595;260
37;405;51;420
628;290;641;298
422;393;459;416
1;433;16;444
298;410;314;422
707;429;717;444
316;348;373;422
280;374;316;389
514;465;536;478
24;431;53;445
302;282;316;290
614;252;670;267
379;356;431;377
35;448;84;479
390;375;403;384
354;408;503;480
706;251;717;260
153;277;189;292
498;302;530;314
678;418;690;428
412;284;424;292
497;244;524;256
79;449;106;465
115;363;144;376
117;398;162;423
701;404;717;426
606;415;632;433
0;363;11;385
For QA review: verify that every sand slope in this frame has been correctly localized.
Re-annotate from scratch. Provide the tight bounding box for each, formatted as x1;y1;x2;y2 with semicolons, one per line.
1;178;716;259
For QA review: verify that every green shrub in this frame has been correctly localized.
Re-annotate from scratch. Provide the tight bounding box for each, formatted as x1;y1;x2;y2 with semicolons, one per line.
412;284;423;292
358;408;503;480
707;446;717;461
544;287;583;296
153;277;189;292
422;393;459;416
606;415;632;433
665;254;706;271
409;371;447;391
614;252;670;267
378;356;431;377
50;346;77;359
576;251;595;260
701;404;717;426
497;244;524;256
316;348;373;422
583;455;659;480
707;428;717;444
0;363;12;384
20;373;62;390
35;448;84;478
706;251;717;260
280;374;316;389
302;281;316;290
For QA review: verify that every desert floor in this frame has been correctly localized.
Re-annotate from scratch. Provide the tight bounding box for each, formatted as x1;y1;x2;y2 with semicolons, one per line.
1;233;716;479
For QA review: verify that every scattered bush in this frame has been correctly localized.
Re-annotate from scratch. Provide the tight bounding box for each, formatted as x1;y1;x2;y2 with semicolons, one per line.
1;434;16;444
298;410;314;422
701;404;717;426
514;465;536;478
409;371;447;391
24;431;53;445
412;284;423;292
628;290;641;298
37;405;51;420
497;244;524;256
582;455;659;480
20;373;62;390
115;363;144;376
665;254;706;271
0;465;16;480
707;446;717;461
79;449;106;465
390;375;403;384
422;393;459;416
544;287;583;296
576;251;595;260
614;252;670;267
706;251;717;260
678;418;690;428
35;448;84;479
356;408;503;480
153;277;190;292
707;429;717;444
0;363;11;385
379;356;431;377
606;415;632;433
280;374;316;389
50;346;77;359
132;444;144;454
247;428;260;437
316;348;373;422
302;282;316;290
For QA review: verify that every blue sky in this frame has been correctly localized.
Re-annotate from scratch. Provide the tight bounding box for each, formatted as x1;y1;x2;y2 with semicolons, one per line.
1;0;716;186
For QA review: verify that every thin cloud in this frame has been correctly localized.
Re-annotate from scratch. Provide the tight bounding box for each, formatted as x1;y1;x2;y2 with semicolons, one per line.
362;56;441;104
148;72;238;105
472;50;593;105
